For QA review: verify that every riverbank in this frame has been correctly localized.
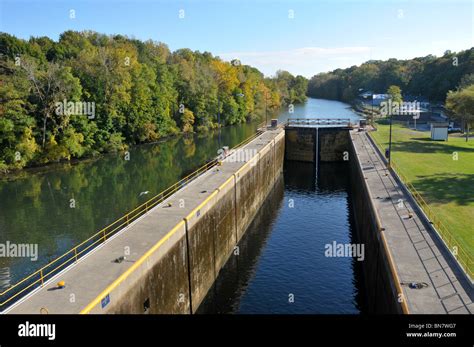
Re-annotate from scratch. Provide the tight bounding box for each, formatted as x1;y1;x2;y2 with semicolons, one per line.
0;117;270;182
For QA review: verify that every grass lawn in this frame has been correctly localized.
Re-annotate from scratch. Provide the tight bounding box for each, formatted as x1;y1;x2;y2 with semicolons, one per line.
369;120;473;272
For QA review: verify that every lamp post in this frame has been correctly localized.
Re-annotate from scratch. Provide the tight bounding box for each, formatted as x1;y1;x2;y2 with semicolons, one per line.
217;93;221;147
264;90;270;127
388;111;393;168
371;93;375;126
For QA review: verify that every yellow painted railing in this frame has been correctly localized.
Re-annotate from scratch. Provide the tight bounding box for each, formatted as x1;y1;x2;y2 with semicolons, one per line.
0;125;267;311
369;133;473;280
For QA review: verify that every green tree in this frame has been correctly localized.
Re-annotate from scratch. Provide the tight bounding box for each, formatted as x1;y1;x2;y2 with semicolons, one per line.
307;48;474;103
446;85;474;141
20;58;82;148
0;57;38;169
387;85;403;103
180;109;195;133
0;30;306;171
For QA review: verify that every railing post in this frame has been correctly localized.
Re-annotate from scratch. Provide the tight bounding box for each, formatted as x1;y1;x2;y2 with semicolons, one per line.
40;270;44;287
74;247;78;263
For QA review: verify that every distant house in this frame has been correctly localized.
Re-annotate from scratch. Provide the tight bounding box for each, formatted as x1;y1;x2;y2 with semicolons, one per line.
371;94;389;106
358;91;373;99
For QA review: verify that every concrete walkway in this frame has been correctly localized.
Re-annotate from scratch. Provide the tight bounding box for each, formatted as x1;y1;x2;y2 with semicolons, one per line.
351;130;473;314
5;128;283;314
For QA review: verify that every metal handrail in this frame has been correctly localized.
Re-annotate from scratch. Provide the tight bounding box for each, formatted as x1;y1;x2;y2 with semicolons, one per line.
0;127;267;311
369;134;473;279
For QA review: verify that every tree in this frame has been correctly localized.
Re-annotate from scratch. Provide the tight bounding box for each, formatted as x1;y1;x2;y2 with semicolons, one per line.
180;109;194;133
387;85;403;103
0;57;37;169
0;30;307;171
457;73;474;90
446;85;474;141
307;48;474;103
20;58;82;148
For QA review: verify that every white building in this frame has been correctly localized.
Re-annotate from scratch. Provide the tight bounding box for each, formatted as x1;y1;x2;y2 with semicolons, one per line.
430;123;448;141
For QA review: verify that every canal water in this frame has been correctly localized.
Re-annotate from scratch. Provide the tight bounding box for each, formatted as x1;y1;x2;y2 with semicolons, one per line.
198;161;364;314
0;98;363;312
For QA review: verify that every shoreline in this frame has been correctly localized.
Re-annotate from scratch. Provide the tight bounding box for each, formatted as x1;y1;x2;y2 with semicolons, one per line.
0;117;266;182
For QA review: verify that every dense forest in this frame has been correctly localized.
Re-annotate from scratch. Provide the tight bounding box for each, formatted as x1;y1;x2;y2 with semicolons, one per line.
0;31;308;171
307;48;474;103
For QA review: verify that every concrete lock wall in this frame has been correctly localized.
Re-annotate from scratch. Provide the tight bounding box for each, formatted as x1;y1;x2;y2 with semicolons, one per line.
102;221;191;314
196;173;285;313
92;130;285;314
319;129;350;162
285;127;316;162
285;127;350;163
349;139;401;314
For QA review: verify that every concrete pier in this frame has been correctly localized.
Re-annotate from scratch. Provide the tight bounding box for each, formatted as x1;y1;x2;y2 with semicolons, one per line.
350;130;473;314
6;128;285;314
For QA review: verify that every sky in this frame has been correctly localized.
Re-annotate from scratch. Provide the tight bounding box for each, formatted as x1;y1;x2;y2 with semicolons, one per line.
0;0;473;78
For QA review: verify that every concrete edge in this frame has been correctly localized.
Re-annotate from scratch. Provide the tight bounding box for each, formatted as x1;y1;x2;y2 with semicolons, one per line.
350;132;410;314
365;131;474;288
80;220;187;314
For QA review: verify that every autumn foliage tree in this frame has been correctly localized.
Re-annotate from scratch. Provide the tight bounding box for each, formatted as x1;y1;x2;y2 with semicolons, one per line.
0;31;307;171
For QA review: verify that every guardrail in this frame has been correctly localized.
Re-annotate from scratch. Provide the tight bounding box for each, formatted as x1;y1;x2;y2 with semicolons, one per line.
369;133;473;280
0;125;267;312
286;118;353;127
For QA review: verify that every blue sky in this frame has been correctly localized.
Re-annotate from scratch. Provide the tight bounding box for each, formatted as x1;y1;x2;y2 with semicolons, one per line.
1;0;473;77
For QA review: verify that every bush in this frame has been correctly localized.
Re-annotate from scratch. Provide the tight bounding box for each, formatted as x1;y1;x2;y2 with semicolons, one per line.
103;133;127;152
0;160;9;174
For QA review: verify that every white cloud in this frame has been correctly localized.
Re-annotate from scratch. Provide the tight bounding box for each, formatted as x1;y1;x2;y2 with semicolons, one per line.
219;40;474;77
218;46;372;77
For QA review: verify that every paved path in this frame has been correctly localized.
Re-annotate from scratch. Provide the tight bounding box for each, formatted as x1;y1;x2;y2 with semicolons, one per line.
352;130;473;314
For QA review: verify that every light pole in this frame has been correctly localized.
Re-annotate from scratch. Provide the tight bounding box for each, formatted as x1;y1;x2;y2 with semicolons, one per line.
388;111;393;168
371;93;375;126
264;90;270;127
217;93;221;147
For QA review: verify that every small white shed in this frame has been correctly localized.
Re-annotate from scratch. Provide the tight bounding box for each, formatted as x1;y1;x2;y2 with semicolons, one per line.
430;123;448;141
